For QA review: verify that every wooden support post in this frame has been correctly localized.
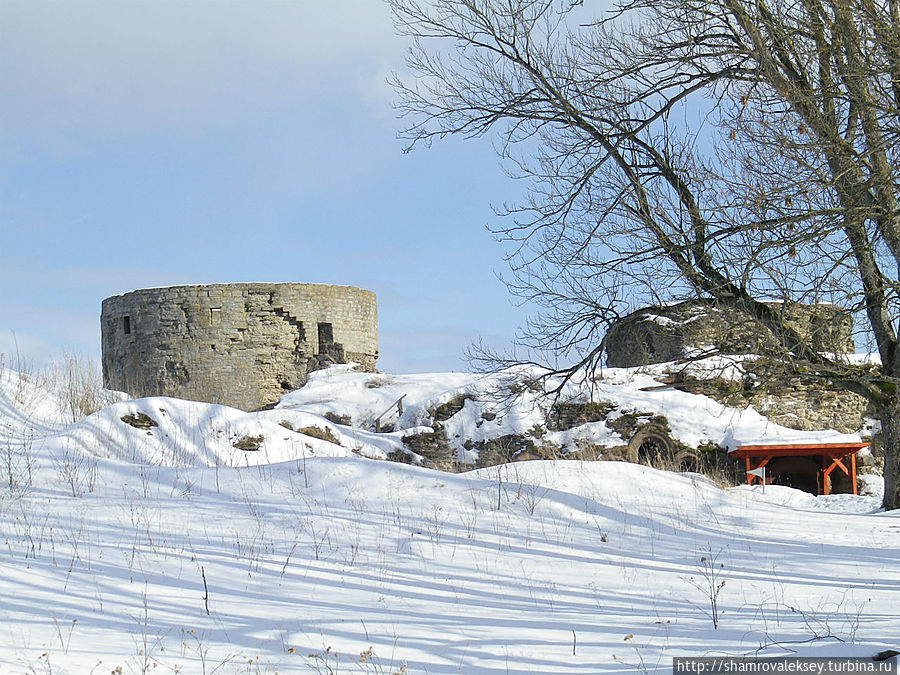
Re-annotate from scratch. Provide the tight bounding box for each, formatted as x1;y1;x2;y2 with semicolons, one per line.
822;454;852;496
734;443;867;496
825;455;849;477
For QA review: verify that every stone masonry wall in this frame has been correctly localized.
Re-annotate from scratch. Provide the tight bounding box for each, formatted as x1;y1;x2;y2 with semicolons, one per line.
694;374;870;434
605;300;854;368
102;283;377;411
604;300;867;433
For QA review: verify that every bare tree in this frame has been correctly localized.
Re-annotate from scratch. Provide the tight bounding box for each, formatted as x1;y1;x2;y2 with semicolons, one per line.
390;0;900;509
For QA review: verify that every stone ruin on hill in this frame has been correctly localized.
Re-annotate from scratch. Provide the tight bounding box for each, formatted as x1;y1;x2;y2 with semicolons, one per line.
587;300;876;493
604;300;855;368
603;300;868;435
102;283;378;411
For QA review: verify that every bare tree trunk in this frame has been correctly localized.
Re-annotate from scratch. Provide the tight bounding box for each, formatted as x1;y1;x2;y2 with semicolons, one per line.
879;402;900;510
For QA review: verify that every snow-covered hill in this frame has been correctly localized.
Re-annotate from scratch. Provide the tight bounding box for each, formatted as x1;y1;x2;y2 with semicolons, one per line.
279;363;866;464
0;362;896;673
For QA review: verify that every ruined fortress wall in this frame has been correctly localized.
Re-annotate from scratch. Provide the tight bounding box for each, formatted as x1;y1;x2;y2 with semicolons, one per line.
603;300;867;433
102;283;377;411
605;300;854;368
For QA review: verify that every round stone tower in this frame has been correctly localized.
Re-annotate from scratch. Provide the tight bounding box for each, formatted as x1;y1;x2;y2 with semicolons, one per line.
101;283;377;410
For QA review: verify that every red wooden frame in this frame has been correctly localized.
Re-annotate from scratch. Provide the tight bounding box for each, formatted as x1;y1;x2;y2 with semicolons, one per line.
732;442;868;495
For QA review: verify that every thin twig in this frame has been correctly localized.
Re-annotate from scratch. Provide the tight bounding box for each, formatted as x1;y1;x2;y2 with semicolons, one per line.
201;565;210;616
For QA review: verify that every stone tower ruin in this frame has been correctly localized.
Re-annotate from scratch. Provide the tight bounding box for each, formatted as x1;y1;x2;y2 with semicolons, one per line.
604;300;854;368
102;283;377;411
602;299;867;434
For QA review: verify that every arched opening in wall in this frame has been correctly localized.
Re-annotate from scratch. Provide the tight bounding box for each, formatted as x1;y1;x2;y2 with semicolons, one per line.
316;322;346;365
629;425;703;473
318;323;334;348
768;457;819;494
634;329;656;365
642;335;655;363
629;425;672;464
637;437;668;465
674;451;703;473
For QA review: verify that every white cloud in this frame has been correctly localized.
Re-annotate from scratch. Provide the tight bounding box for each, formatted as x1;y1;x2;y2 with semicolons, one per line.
0;1;404;142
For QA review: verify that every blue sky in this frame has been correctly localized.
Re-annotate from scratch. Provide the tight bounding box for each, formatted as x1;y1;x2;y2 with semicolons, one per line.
0;1;531;374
